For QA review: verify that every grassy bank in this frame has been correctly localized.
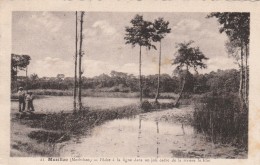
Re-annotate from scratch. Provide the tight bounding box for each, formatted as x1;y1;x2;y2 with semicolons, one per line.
22;105;140;134
11;119;60;157
11;104;141;157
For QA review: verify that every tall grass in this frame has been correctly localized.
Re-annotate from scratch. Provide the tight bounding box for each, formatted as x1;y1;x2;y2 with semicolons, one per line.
193;93;248;149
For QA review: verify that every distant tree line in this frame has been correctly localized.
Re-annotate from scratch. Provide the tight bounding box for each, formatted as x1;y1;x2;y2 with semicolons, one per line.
13;69;239;96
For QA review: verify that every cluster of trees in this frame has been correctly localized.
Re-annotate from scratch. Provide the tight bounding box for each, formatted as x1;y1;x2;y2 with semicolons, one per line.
125;15;171;102
123;13;249;107
125;15;208;105
193;13;249;147
11;54;31;80
207;12;249;110
11;54;31;91
14;69;240;96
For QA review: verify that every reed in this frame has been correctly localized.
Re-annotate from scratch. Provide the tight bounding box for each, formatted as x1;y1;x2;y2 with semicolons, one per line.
193;93;248;149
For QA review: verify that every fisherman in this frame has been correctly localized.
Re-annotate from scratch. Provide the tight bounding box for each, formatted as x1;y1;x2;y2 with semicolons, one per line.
26;92;35;112
18;87;26;112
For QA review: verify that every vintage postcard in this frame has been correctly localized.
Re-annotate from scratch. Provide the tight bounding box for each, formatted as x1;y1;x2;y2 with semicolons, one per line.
0;0;260;165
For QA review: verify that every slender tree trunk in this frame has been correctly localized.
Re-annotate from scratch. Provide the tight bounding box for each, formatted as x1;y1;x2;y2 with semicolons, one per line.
139;45;142;103
244;44;248;107
239;40;246;112
175;66;188;107
16;66;18;91
78;12;84;110
73;11;78;111
26;66;28;93
155;41;162;102
175;77;186;107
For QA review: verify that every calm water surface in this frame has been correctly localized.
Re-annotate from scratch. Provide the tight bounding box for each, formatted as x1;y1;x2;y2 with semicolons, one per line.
60;114;194;157
11;96;172;113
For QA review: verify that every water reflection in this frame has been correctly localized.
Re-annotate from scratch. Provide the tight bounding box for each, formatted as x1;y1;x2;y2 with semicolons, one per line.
182;124;186;135
60;114;194;157
156;120;159;158
136;115;141;157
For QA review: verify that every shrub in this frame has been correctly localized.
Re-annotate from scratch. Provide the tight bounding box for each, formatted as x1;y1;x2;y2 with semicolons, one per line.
141;100;152;112
143;87;155;98
28;131;70;143
150;101;161;109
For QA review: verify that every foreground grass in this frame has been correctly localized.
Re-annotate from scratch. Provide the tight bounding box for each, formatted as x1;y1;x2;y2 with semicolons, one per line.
11;118;59;157
23;105;140;134
11;104;141;157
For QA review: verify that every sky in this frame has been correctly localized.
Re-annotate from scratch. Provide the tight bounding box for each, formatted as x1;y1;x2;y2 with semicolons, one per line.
12;12;238;78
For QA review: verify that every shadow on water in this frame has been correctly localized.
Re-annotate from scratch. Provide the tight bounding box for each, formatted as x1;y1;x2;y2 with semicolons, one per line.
136;115;141;157
156;120;159;158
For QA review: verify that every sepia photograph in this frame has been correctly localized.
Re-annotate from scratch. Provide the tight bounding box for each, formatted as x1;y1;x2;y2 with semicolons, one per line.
9;11;250;158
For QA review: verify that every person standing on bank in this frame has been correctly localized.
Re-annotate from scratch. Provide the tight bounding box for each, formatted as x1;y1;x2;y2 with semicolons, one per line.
26;92;35;112
18;87;26;112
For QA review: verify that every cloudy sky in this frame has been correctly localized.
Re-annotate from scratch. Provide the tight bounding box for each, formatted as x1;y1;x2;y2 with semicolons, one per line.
12;12;237;78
